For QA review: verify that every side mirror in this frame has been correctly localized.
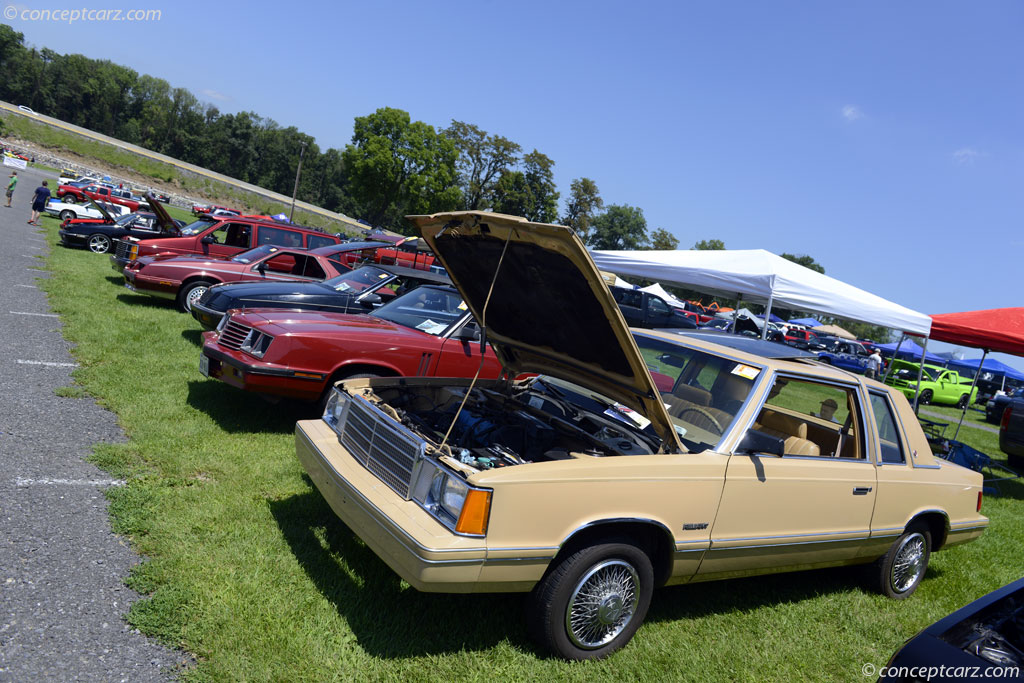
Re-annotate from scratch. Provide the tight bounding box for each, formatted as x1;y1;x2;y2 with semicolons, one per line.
201;234;215;245
452;326;481;342
736;429;784;457
256;261;266;274
359;293;382;308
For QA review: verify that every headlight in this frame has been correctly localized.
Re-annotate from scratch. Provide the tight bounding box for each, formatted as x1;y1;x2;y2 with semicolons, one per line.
422;466;491;536
240;329;273;358
323;388;345;429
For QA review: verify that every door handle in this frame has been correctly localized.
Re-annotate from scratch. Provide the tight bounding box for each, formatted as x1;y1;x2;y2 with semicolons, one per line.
853;486;872;495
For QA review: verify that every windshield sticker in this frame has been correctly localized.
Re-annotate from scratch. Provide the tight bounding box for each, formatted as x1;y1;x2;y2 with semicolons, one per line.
378;273;389;279
603;404;652;430
334;282;352;292
457;301;468;311
415;319;448;335
731;364;760;380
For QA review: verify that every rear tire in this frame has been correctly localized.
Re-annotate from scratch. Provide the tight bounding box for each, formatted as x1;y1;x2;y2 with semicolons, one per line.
872;524;931;599
527;542;653;660
177;279;213;313
957;394;969;409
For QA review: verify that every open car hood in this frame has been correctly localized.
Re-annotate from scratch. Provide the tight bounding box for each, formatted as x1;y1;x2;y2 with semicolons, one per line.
145;192;180;233
86;197;118;224
410;211;682;453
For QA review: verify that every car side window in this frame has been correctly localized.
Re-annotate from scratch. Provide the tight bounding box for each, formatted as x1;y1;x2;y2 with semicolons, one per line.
292;254;327;279
257;226;301;247
757;376;864;459
207;223;253;248
307;234;335;250
618;290;642;308
648;297;670;315
869;392;906;464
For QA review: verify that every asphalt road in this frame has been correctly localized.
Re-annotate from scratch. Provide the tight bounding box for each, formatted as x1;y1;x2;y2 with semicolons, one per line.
0;166;182;680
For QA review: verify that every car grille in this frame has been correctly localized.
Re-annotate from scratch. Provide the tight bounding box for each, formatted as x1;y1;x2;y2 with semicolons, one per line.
336;394;426;499
218;320;253;350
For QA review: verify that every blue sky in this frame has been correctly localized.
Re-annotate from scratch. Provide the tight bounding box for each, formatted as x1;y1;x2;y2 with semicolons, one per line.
6;0;1023;369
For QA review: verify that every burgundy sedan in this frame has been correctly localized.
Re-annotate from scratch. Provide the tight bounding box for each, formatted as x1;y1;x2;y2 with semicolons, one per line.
199;286;502;406
123;244;356;312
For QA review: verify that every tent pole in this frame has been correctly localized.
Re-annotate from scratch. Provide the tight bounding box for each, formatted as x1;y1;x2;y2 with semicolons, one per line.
761;292;774;340
881;333;905;385
953;349;987;442
733;293;741;335
912;336;931;414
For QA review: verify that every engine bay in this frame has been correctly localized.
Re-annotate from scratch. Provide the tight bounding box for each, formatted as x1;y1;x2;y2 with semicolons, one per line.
366;380;660;472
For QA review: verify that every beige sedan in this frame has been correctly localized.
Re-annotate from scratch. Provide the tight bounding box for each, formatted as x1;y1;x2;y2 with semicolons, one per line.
296;211;987;660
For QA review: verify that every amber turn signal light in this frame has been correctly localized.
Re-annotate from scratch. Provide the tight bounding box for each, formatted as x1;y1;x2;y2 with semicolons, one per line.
455;489;492;535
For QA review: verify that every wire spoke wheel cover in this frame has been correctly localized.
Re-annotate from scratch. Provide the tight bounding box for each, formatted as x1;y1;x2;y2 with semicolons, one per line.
565;559;639;649
890;532;926;594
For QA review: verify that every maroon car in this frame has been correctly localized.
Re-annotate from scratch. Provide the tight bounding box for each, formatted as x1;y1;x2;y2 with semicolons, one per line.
123;243;364;312
199;285;502;406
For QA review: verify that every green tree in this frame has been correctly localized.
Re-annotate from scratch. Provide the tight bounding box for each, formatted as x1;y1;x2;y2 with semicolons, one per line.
693;238;726;250
562;177;603;239
342;107;461;233
444;120;520;210
587;204;648;250
649;228;679;250
780;252;825;274
489;150;559;223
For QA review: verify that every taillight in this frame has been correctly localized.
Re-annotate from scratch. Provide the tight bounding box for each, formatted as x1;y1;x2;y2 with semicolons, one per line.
1001;406;1012;432
978;491;983;512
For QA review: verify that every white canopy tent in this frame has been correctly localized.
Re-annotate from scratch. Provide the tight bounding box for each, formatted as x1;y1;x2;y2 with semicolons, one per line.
590;248;931;337
638;282;689;310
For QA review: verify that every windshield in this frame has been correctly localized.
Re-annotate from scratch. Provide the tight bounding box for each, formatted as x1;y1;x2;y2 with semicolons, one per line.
636;333;759;451
179;218;216;236
324;265;391;293
115;214;136;226
230;244;287;263
370;286;467;336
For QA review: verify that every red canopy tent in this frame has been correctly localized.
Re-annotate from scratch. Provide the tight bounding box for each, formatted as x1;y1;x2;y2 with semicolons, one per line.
928;307;1024;439
930;308;1024;356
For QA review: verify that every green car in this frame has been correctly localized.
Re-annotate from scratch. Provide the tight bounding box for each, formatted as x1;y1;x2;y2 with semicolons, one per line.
883;359;978;407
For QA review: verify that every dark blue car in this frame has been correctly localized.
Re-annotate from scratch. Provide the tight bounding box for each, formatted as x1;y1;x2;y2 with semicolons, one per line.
817;340;873;374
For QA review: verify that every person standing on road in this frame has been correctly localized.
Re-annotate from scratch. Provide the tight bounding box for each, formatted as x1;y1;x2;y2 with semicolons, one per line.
5;171;16;207
867;348;883;379
28;179;50;225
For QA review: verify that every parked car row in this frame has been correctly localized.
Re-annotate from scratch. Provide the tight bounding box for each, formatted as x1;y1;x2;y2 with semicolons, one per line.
60;207;990;662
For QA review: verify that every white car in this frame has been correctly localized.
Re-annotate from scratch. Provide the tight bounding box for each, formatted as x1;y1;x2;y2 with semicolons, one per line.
45;197;128;222
17;105;37;116
58;175;101;187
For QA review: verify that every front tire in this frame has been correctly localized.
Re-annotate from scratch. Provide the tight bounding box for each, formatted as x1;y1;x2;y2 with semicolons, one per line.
60;209;75;221
527;542;653;660
88;234;112;253
316;371;380;414
873;525;931;599
62;194;77;204
918;389;933;405
177;280;213;312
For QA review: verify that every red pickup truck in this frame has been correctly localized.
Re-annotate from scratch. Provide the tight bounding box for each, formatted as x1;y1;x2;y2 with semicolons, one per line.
57;183;147;212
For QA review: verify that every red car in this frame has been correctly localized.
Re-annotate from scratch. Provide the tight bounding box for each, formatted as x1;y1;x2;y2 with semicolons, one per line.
123;243;363;312
57;183;145;212
199;285;501;405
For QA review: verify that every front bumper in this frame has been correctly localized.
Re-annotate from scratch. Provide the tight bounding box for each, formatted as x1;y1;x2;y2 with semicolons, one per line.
296;419;540;593
58;230;88;248
110;255;131;272
191;301;225;330
122;269;178;299
200;336;326;400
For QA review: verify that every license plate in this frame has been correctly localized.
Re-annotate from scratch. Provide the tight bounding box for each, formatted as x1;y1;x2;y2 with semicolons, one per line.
199;354;210;377
123;282;136;291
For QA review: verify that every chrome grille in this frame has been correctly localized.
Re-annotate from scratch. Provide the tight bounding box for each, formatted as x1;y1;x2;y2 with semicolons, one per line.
218;320;252;350
114;240;133;260
338;394;425;499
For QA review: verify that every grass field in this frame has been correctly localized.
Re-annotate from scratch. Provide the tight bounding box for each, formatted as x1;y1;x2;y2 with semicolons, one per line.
39;219;1024;681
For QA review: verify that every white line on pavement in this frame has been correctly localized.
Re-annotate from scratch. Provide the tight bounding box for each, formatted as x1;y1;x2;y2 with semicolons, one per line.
9;311;58;317
14;285;37;289
15;477;126;487
16;360;78;367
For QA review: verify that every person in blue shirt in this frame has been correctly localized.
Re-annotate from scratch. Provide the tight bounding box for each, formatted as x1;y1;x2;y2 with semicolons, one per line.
28;180;50;225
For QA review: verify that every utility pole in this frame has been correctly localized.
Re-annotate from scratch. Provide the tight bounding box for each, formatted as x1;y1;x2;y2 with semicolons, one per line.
289;140;307;223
